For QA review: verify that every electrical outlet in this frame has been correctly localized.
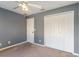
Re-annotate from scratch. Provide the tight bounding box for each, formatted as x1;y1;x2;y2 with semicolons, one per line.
0;43;2;47
39;40;41;43
8;41;11;45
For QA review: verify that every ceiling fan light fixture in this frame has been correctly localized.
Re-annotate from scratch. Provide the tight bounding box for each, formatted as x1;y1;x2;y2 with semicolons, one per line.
22;6;28;11
18;3;22;7
19;3;29;11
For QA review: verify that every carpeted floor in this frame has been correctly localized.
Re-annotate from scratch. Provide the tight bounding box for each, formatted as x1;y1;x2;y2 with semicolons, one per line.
0;42;77;57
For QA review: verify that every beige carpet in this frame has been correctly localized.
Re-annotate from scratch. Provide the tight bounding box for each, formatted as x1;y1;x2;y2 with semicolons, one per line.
0;42;77;57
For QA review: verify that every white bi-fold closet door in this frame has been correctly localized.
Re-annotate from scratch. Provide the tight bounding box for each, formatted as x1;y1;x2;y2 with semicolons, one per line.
27;17;34;43
44;11;74;53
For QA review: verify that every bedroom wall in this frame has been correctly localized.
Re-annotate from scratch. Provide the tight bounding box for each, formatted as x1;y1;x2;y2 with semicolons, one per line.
28;3;79;54
0;7;26;48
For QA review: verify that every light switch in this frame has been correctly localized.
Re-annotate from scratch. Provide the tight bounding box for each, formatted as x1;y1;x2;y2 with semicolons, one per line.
8;41;11;45
39;40;41;43
0;43;2;47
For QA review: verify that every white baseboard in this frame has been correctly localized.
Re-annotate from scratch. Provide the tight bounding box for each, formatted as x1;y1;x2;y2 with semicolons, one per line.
0;41;28;51
29;42;79;56
29;42;45;47
0;41;44;52
72;52;79;56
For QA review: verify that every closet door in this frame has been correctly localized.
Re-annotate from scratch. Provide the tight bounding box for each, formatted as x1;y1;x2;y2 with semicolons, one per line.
44;13;64;51
44;11;74;53
62;11;74;53
27;17;34;43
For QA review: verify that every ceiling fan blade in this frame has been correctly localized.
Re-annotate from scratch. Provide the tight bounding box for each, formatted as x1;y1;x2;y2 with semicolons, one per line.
28;3;42;9
13;6;19;9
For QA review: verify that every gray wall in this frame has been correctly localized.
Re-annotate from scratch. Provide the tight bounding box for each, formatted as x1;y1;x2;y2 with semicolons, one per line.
34;14;44;45
74;4;79;54
28;3;79;54
77;4;79;54
0;8;26;48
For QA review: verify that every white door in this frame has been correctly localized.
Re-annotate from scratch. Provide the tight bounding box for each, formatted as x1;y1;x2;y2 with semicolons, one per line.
27;17;34;43
44;11;74;53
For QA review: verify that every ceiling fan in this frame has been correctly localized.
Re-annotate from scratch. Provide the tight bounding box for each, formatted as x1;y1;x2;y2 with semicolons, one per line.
13;1;45;16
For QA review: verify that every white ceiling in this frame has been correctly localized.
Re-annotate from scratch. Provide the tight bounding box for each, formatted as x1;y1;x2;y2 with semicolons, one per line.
0;1;78;16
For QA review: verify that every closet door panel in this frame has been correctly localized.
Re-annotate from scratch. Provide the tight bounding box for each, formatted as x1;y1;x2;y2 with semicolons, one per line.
44;14;64;50
44;11;74;53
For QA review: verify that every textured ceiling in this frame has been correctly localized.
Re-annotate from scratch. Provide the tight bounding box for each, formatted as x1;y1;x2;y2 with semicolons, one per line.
0;1;78;16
